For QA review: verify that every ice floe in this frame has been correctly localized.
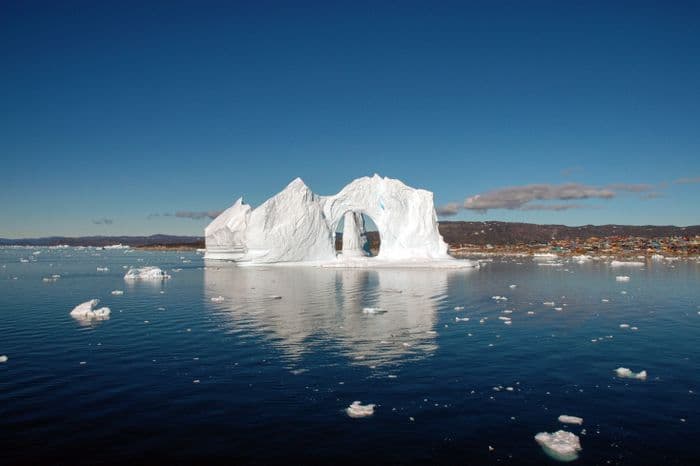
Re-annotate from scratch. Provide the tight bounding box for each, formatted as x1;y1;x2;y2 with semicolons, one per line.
535;430;582;462
346;401;375;418
615;367;647;380
70;299;111;322
0;355;7;363
362;307;386;314
111;290;124;295
558;415;583;425
124;266;171;281
96;267;109;272
210;296;225;302
615;276;630;282
610;260;644;267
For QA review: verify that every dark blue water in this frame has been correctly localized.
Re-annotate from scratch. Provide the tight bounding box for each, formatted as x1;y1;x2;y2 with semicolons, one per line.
1;247;698;464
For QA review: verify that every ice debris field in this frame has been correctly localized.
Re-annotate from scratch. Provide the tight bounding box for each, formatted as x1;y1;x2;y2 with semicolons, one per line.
1;240;699;464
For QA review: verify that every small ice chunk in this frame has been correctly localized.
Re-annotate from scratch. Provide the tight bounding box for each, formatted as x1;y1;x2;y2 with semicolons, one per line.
601;298;609;303
210;296;225;302
615;276;630;282
492;296;508;301
498;316;511;321
455;317;470;322
124;266;171;281
509;284;517;288
535;430;582;462
70;299;111;322
615;367;647;380
543;301;555;306
610;260;644;267
346;401;375;418
558;415;583;425
454;306;465;311
96;267;109;272
362;307;386;314
619;323;630;329
0;355;8;363
111;290;124;295
554;307;563;311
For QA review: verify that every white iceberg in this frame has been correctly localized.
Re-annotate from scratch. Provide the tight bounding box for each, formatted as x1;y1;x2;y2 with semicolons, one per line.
615;276;630;282
362;307;386;314
346;401;375;418
204;175;466;266
535;430;582;462
124;266;171;281
70;299;111;322
111;290;124;295
615;367;647;380
558;415;583;425
611;260;644;267
0;355;7;363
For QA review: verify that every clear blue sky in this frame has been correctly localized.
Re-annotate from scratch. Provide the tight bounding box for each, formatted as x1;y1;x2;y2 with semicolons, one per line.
2;0;699;237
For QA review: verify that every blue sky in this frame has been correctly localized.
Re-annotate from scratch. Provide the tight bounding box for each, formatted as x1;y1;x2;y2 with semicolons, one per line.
2;1;699;237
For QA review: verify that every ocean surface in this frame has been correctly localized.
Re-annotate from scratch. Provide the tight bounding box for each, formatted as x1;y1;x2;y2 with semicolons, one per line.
1;247;699;465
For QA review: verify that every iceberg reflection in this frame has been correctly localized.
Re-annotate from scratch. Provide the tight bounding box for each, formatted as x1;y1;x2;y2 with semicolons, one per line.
204;265;472;367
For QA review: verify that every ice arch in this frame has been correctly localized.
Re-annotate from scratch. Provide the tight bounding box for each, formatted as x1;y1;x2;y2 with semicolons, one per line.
320;175;449;260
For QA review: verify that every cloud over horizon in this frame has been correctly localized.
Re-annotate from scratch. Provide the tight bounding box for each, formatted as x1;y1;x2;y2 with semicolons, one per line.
461;183;615;213
92;218;114;225
148;210;222;220
437;181;660;216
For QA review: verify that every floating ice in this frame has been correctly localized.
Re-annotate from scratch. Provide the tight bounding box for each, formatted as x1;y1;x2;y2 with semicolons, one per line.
558;415;583;425
70;299;111;322
619;323;630;329
455;317;470;322
111;290;124;295
509;284;517;288
533;253;558;260
492;296;508;301
615;276;630;282
535;430;582;462
543;302;555;306
346;401;375;418
205;175;453;264
0;355;7;363
454;306;465;311
362;307;386;314
211;296;225;302
96;267;109;272
124;266;171;281
610;260;644;267
615;367;647;380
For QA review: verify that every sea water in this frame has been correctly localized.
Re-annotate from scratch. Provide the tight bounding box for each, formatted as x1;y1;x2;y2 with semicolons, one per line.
0;247;698;464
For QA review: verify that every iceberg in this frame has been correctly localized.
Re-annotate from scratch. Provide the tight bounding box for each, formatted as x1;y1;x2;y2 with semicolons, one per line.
345;401;375;418
558;415;583;425
204;175;467;266
0;355;7;363
70;299;111;322
615;367;647;380
610;260;644;267
535;430;582;462
124;266;171;281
